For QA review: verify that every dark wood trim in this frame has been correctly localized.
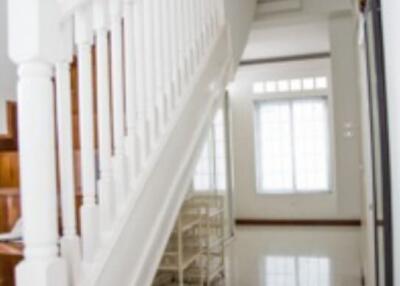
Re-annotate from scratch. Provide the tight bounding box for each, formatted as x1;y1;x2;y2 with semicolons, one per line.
236;218;361;227
239;52;331;67
0;102;18;151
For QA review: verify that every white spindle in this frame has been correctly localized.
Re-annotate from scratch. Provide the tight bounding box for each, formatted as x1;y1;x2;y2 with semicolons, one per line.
177;0;185;100
188;0;196;73
143;0;157;151
133;0;146;171
74;5;99;263
123;0;138;190
8;1;68;284
194;0;201;63
93;0;115;236
55;19;82;284
153;0;165;135
110;0;128;208
170;0;180;108
200;0;207;55
161;0;172;120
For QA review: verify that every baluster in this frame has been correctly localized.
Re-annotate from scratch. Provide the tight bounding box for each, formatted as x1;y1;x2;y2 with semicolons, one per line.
190;0;200;67
55;19;82;284
110;0;128;209
189;0;195;75
181;0;189;82
153;0;165;135
217;0;225;27
93;0;115;236
8;0;68;284
133;0;146;171
211;0;218;37
189;0;197;74
205;0;212;45
143;0;157;151
177;0;185;99
123;0;138;191
199;0;207;55
74;5;99;263
170;0;180;109
162;0;173;120
196;0;202;57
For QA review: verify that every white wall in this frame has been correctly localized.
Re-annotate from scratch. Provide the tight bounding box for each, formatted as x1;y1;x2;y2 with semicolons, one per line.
229;11;363;220
242;19;330;60
381;1;400;285
0;0;17;135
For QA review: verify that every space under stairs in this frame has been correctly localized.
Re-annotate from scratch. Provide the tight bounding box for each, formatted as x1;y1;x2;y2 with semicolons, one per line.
6;0;240;285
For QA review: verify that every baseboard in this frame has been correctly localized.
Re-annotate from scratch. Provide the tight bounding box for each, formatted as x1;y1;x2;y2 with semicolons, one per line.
236;218;361;227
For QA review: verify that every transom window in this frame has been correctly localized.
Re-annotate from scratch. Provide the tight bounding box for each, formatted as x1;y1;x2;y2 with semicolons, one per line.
255;97;331;194
253;76;328;94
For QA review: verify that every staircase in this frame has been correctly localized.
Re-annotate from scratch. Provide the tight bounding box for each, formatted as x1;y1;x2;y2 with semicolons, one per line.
4;0;255;285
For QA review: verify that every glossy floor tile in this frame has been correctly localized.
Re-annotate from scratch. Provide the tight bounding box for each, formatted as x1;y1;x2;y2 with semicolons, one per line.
226;226;362;286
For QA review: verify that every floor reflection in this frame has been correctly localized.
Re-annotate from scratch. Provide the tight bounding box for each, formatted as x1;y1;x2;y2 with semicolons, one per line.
227;226;361;286
264;256;330;286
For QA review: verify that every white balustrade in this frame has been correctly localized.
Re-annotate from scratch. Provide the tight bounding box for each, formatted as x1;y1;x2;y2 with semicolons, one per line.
8;0;227;284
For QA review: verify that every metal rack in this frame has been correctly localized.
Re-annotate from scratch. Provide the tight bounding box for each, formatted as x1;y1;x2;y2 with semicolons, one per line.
153;194;226;286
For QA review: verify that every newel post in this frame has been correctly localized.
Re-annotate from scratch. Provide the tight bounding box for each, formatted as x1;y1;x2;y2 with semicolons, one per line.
7;0;68;285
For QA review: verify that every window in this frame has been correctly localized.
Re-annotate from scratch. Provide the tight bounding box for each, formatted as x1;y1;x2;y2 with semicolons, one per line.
193;136;213;190
255;97;330;194
252;76;328;94
193;109;227;191
265;256;331;286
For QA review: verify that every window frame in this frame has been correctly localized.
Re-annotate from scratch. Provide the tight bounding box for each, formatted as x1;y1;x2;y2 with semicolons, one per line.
253;92;335;195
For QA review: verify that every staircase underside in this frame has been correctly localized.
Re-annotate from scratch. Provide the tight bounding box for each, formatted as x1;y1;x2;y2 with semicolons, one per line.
83;27;233;286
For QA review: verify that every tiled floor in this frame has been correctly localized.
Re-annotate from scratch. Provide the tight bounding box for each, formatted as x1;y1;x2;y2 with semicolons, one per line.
226;226;362;286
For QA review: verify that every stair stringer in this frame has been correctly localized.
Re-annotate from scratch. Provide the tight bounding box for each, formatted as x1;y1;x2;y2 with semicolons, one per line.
82;27;235;286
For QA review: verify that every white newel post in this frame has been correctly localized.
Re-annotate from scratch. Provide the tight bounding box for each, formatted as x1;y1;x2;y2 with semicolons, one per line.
55;19;82;284
123;0;138;191
133;0;147;172
110;0;128;209
8;0;68;285
74;5;99;263
93;0;115;237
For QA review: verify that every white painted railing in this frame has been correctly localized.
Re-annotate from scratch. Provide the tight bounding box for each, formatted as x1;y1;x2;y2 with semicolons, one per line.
7;0;227;285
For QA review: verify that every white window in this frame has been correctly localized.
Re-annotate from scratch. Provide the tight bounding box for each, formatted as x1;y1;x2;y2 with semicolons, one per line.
255;97;330;194
193;136;213;190
193;109;227;191
265;256;330;286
